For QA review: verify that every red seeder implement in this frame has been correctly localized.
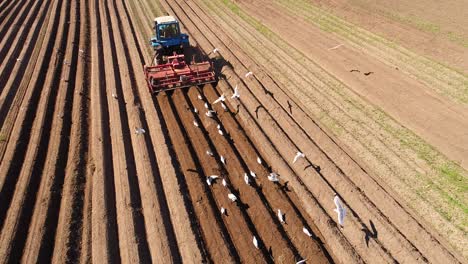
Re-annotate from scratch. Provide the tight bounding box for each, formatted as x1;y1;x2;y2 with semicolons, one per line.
144;53;216;93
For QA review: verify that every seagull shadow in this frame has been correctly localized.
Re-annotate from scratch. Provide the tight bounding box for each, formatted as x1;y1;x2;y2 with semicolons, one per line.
254;105;264;119
264;88;274;98
304;164;321;173
280;181;291;192
361;220;378;247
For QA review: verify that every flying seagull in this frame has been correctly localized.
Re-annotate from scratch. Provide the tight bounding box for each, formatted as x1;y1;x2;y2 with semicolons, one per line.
135;127;146;135
250;170;256;178
213;94;225;104
206;175;219;186
228;193;237;202
244;173;250;185
209;48;219;55
253;236;259;249
193;120;199;127
268;172;279;182
245;71;253;78
231;85;240;99
303;227;312;237
293;152;305;163
257;156;262;164
334;194;346;227
277;209;285;224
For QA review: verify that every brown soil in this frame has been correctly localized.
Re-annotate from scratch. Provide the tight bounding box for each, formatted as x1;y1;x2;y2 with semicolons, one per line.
0;0;464;263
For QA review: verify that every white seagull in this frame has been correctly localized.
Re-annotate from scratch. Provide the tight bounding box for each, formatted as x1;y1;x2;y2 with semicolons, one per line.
253;236;259;249
268;172;279;182
220;207;226;215
250;170;256;178
296;259;306;264
257;156;262;164
222;178;227;187
303;227;312;237
193;107;198;113
198;94;203;100
220;155;226;164
244;173;250;185
228;193;237;202
206;175;219;186
277;209;285;224
206;150;214;156
213;94;225;104
334;194;346;227
217;124;221;130
293;151;305;163
193;120;199;127
205;110;216;118
231;85;240;99
135;128;146;135
218;129;224;136
112;93;118;99
204;102;209;109
212;48;219;54
245;71;253;78
221;102;227;111
16;58;21;62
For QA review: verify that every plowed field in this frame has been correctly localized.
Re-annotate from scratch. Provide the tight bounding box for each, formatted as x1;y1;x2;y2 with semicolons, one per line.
0;0;466;263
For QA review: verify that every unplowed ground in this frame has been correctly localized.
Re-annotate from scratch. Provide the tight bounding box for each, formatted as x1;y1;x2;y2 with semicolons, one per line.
0;0;465;263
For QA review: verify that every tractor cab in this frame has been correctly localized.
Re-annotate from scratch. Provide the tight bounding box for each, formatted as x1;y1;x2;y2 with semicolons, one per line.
150;16;189;55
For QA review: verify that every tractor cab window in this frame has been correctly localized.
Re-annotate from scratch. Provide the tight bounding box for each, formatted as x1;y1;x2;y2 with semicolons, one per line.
158;23;179;39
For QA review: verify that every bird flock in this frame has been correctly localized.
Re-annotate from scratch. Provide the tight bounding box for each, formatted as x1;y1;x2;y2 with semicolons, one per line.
140;65;349;262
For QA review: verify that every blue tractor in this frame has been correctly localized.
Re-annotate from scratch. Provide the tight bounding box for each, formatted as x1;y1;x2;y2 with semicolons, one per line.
150;16;189;63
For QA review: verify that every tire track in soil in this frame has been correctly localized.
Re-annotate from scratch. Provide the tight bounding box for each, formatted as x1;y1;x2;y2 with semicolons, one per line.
0;0;74;261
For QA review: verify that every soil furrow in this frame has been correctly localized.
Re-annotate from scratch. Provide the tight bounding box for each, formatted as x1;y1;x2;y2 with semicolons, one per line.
0;0;54;163
0;0;72;261
89;0;121;261
187;1;428;262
